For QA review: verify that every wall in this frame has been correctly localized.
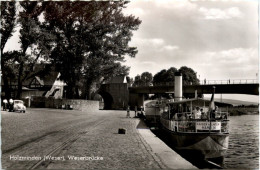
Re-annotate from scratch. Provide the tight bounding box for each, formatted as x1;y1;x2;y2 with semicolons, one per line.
21;90;45;99
30;96;99;112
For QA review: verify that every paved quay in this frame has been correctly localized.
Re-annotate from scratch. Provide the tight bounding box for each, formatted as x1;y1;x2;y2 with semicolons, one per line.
46;111;196;169
2;108;196;169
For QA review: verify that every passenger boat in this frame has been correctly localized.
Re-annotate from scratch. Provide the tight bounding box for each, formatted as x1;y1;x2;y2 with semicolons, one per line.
145;72;229;160
159;98;229;159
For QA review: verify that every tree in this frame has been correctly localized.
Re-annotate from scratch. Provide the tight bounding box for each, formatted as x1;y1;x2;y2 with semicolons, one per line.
1;1;17;98
141;72;153;86
153;69;167;84
178;66;199;85
132;72;152;87
1;1;16;52
43;1;141;99
153;66;199;85
133;75;141;87
153;67;177;85
15;1;53;98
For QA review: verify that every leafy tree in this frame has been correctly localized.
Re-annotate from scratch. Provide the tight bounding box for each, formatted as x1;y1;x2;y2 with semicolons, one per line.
15;1;53;98
1;1;16;52
132;72;153;86
153;66;199;85
153;69;167;84
141;72;153;86
165;67;177;82
153;67;177;85
43;1;141;99
1;1;17;98
133;75;141;87
179;66;199;85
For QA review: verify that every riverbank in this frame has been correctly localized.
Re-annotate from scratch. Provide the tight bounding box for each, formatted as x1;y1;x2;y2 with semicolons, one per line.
226;107;259;116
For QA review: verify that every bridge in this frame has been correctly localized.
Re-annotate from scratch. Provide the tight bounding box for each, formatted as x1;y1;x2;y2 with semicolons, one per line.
98;77;259;110
129;84;258;95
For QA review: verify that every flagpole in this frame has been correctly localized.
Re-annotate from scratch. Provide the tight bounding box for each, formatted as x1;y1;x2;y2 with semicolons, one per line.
210;86;216;133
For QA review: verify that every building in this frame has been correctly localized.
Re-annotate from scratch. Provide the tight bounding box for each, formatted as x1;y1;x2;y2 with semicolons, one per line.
1;65;66;100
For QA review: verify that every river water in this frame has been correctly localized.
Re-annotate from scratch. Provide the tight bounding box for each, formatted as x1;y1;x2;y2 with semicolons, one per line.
225;115;259;169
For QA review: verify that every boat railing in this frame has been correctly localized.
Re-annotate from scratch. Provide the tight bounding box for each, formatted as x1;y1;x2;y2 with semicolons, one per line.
174;111;229;120
162;112;229;133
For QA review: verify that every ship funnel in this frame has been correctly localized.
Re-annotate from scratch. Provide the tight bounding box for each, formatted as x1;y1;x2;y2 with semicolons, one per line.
174;72;182;101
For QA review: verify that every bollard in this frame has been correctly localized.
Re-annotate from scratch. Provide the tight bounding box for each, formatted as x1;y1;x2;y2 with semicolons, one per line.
118;128;126;134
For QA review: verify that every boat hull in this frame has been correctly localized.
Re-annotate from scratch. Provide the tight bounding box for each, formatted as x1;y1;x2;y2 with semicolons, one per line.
162;127;229;158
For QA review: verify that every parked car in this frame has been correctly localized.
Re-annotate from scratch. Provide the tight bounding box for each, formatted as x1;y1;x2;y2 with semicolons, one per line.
13;100;26;113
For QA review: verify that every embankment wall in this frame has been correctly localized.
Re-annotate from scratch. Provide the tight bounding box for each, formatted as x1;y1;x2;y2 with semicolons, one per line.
27;97;99;112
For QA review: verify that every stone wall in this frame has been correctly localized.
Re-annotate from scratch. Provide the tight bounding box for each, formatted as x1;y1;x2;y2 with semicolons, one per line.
30;96;99;112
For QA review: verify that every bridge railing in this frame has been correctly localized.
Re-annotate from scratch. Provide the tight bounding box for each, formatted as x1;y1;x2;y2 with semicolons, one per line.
131;79;259;87
201;79;259;85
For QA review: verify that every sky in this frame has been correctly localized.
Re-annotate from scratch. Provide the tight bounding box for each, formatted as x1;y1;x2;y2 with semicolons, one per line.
123;0;258;81
122;0;259;102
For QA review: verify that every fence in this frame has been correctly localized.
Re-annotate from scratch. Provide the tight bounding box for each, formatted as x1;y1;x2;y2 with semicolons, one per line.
200;79;259;85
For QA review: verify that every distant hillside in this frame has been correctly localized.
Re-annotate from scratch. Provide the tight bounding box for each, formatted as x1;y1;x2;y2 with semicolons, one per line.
205;97;259;106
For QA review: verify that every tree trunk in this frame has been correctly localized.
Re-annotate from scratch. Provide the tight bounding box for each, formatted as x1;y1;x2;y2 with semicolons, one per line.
2;73;11;99
85;81;93;100
75;86;80;99
66;83;74;99
66;82;79;99
16;61;24;99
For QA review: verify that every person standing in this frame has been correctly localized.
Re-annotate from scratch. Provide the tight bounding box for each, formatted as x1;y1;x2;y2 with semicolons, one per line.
126;106;130;118
134;106;137;117
3;99;8;111
193;107;201;119
140;105;144;117
9;98;14;112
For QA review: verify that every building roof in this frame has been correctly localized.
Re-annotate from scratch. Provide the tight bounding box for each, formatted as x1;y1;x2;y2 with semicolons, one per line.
35;76;44;86
40;72;59;86
1;72;59;86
